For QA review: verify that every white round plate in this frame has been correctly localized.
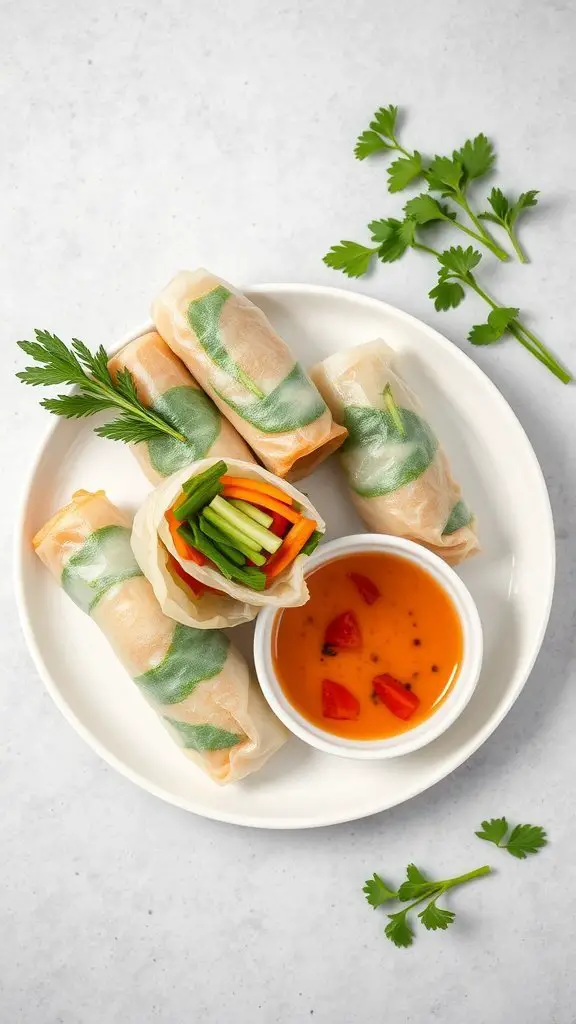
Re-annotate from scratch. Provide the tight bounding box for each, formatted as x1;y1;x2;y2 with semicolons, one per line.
15;284;555;829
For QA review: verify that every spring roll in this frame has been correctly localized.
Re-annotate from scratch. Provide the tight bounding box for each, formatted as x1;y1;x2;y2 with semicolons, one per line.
132;458;325;613
310;341;479;565
152;269;347;480
108;330;255;484
33;490;286;784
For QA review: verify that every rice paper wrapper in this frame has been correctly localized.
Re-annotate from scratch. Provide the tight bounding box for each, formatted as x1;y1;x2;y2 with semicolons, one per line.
131;458;325;610
152;269;347;480
310;341;479;566
108;330;255;485
33;490;286;784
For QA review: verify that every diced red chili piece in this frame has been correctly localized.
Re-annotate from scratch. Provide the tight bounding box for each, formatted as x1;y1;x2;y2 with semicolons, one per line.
323;611;361;653
321;679;361;721
348;572;380;605
372;674;420;720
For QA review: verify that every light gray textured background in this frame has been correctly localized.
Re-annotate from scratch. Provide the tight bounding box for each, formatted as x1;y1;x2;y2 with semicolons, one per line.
2;1;576;1022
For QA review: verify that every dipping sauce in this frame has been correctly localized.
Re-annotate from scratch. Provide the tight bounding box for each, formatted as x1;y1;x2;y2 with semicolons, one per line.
273;551;463;740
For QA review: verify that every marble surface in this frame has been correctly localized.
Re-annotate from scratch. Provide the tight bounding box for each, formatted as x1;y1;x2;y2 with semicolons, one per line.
2;0;576;1021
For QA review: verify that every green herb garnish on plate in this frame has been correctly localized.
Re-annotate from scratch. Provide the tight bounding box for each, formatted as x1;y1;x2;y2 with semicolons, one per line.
17;330;188;445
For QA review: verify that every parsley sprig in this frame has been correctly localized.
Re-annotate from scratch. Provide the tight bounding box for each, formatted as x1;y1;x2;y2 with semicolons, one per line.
475;817;548;859
364;863;492;948
354;105;537;263
17;330;187;445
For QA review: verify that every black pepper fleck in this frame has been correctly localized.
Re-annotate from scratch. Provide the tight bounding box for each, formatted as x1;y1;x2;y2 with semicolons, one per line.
404;682;412;691
431;664;439;673
413;638;421;646
322;643;338;657
370;653;380;663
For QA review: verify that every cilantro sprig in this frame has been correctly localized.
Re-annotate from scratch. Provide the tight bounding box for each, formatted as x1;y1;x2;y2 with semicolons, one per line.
324;219;571;383
475;818;548;859
479;188;539;264
355;107;522;262
17;330;187;445
364;863;492;949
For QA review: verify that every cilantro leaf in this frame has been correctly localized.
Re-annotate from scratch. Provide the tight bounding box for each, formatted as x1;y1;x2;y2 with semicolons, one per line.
369;104;399;140
387;152;423;193
480;186;509;222
429;280;466;311
475;818;548;858
419;901;456;931
426;154;464;195
475;817;509;846
438;245;482;277
478;188;539;263
456;134;495;182
363;873;398;908
404;194;453;225
468;306;519;345
368;218;398;243
397;863;439;902
509;189;539;226
375;219;411;262
355;131;391;160
323;241;376;278
506;824;548;860
405;863;429;884
398;218;417;246
385;911;414;948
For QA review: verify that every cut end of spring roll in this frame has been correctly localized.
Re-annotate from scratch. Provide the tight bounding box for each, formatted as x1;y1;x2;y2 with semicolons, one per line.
33;490;286;784
151;269;347;480
310;340;479;567
132;458;326;613
108;330;255;484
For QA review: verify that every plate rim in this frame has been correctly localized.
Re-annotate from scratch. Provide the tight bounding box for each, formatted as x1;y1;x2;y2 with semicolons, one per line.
14;282;556;828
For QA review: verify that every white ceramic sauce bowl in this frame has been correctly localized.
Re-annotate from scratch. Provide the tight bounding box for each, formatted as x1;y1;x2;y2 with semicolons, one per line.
254;534;483;759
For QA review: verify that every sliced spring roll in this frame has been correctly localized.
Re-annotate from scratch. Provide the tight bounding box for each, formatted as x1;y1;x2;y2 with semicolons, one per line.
152;269;347;480
132;458;325;612
310;341;479;565
33;490;286;784
108;330;255;484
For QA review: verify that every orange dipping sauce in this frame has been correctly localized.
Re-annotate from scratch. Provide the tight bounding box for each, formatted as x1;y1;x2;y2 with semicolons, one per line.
273;551;463;740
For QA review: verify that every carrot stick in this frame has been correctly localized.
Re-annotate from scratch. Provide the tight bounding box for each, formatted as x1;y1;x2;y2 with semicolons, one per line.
264;517;317;579
220;476;294;506
221;486;301;523
165;508;206;565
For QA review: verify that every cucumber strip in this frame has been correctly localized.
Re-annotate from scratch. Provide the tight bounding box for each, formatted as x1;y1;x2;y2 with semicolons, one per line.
181;460;227;495
189;522;267;591
174;479;222;520
202;507;262;555
198;518;247;566
201;516;267;567
228;499;274;529
210;496;282;554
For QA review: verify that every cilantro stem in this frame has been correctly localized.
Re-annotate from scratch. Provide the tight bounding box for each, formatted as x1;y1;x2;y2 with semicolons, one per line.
456;195;510;262
391;865;492;933
439;864;492;891
467;277;572;384
509;230;529;265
